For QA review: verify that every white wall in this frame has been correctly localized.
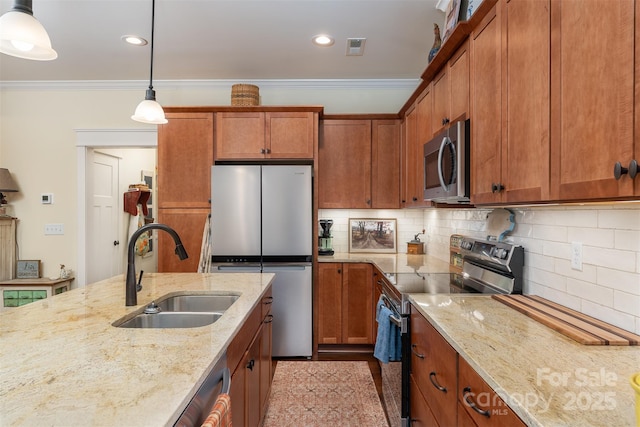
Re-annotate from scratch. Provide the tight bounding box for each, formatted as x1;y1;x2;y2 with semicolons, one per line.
0;80;416;279
323;204;640;334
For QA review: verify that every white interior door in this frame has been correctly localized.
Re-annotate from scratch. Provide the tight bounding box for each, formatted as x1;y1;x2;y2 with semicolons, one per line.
87;151;121;283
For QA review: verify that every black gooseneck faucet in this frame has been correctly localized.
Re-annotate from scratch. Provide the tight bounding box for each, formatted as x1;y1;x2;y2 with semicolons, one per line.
126;223;188;306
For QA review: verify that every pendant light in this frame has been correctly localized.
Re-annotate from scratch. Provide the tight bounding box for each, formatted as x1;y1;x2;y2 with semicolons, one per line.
131;0;167;125
0;0;57;60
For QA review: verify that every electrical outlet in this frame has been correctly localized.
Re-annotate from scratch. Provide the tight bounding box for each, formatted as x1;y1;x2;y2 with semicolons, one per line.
44;223;64;235
571;241;583;271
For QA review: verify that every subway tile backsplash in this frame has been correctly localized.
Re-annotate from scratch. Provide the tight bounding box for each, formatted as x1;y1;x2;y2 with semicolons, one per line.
320;203;640;334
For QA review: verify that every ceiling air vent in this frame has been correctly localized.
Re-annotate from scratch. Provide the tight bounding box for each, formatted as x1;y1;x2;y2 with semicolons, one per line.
346;38;366;56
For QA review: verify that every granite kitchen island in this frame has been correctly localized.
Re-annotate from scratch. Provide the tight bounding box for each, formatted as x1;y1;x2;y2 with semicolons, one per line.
0;272;274;426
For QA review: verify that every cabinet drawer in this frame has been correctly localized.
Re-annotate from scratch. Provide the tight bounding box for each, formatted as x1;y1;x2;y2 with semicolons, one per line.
261;286;273;318
410;309;457;427
458;357;526;427
409;374;438;426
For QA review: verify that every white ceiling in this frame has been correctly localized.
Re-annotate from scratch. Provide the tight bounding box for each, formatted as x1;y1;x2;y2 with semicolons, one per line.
0;0;445;82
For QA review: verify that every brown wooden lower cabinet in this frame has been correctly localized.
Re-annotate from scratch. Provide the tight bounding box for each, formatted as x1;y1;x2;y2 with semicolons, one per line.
409;374;439;426
157;208;209;272
410;305;458;427
410;302;526;426
317;262;374;345
228;286;273;427
458;357;526;427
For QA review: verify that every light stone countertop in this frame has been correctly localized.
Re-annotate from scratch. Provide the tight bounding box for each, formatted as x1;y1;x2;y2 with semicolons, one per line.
408;294;640;427
317;252;451;274
0;272;274;427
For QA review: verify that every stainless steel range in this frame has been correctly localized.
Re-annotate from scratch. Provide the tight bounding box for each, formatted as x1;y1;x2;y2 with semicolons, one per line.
377;236;525;427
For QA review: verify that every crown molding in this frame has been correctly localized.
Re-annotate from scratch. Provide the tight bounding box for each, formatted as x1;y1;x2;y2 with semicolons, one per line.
0;78;420;91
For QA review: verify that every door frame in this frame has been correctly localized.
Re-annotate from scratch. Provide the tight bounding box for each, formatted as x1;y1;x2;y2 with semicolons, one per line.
75;129;156;287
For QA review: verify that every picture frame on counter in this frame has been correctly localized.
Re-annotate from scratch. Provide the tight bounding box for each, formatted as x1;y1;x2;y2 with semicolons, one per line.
16;260;41;279
349;218;397;253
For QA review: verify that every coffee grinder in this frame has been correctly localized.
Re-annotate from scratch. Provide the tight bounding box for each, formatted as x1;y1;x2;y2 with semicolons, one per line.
318;219;334;256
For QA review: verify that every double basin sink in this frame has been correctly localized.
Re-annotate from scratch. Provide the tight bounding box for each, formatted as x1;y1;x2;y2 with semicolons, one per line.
113;294;239;329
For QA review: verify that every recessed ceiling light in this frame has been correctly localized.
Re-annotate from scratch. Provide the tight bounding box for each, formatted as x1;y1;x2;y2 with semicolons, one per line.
122;35;148;46
312;34;334;47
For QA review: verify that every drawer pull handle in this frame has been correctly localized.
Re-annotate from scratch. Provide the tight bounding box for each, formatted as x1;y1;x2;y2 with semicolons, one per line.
463;386;490;417
263;296;274;304
429;372;447;393
264;314;274;324
247;359;255;371
410;344;424;359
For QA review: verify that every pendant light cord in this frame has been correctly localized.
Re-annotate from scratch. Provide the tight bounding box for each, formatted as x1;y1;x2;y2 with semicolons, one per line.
148;0;156;91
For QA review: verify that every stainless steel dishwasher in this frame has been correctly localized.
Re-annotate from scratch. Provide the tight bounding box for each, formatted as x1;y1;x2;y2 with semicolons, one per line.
174;353;230;427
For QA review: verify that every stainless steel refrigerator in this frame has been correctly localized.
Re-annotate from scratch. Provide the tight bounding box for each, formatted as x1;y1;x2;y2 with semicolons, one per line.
210;164;313;357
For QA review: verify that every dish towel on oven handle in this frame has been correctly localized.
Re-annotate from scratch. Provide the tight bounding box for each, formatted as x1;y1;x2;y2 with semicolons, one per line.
374;296;402;363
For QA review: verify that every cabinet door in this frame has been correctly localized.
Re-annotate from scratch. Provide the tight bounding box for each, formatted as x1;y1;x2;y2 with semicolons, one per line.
259;291;273;417
372;120;401;209
503;0;551;203
319;120;372;208
266;112;315;159
245;331;261;427
342;263;374;344
414;86;432;207
157;112;213;209
449;41;470;124
230;363;246;427
550;0;635;200
215;112;265;159
459;357;527;427
317;263;343;344
470;3;503;204
157;208;209;272
432;68;451;134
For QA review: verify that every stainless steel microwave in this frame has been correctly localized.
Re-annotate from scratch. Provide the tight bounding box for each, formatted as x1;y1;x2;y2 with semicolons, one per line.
423;119;470;203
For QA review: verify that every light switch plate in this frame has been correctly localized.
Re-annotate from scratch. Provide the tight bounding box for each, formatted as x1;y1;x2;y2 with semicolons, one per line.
44;223;64;235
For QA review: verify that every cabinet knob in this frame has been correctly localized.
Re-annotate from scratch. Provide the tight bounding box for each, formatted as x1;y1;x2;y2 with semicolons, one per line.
247;359;255;371
260;148;266;154
366;199;371;205
614;160;638;180
266;148;271;154
412;196;418;202
442;117;450;126
113;240;120;246
491;183;504;193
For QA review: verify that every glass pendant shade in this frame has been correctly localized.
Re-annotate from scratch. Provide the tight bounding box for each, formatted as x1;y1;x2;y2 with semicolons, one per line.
0;1;57;61
131;0;166;125
132;89;167;124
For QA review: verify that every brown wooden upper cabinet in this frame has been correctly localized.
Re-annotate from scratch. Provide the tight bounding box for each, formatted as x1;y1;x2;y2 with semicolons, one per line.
402;87;432;208
319;119;400;209
215;111;315;160
157;112;214;272
550;0;638;201
470;0;551;205
432;40;469;136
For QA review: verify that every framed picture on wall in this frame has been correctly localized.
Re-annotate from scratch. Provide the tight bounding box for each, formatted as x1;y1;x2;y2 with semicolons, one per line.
349;218;397;253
